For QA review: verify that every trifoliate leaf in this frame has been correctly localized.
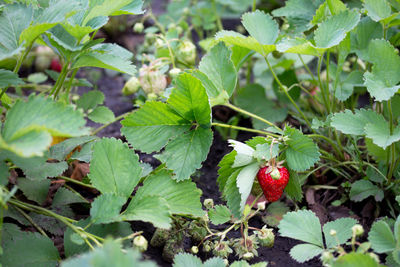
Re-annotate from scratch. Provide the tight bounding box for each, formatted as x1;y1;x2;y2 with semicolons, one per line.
88;138;142;197
284;127;320;171
289;244;323;263
314;10;360;49
208;205;232;225
323;218;358;249
279;210;323;247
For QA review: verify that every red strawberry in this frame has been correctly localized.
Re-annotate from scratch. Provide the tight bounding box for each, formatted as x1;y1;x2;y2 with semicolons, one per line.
50;58;62;72
257;166;289;202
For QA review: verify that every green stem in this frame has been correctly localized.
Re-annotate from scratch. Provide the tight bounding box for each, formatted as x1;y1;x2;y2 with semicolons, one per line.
91;111;131;135
252;0;257;11
50;62;69;96
317;55;330;114
224;102;282;132
63;68;79;103
14;206;48;237
211;122;280;138
308;134;342;157
56;176;96;189
264;56;313;130
211;0;223;31
53;67;70;99
325;51;331;113
299;55;317;83
387;100;396;180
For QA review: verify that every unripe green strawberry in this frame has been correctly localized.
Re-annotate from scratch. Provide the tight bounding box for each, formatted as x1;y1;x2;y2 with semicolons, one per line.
203;198;214;210
256;226;275;247
139;66;167;96
169;68;181;79
133;22;144;33
34;46;55;71
176;40;196;66
122;76;140;95
257;166;289;202
213;241;232;258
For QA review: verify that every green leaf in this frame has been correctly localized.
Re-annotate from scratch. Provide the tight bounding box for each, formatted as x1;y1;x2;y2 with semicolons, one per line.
88;106;115;124
276;37;321;56
364;39;400;101
0;223;60;267
284;169;303;201
62;239;156;267
330;109;379;135
241;10;279;45
49;136;96;161
173;253;203;267
133;169;204;217
112;0;144;15
52;187;88;206
203;257;226;267
90;193;126;224
332;253;381;267
228;139;255;168
335;70;364;101
350;180;384;202
0;161;8;185
284;127;320;171
215;30;275;56
0;4;32;60
314;10;360;49
76;90;104;111
223;169;242;219
350;17;383;61
28;72;48;84
198;42;237;100
323;218;358;249
0;69;24;87
236;84;288;129
1;95;89;157
369;220;396;253
156;128;213;181
289;244;323;263
82;0;134;25
122;195;171;228
64;219;133;257
365;116;400;149
327;0;347;15
278;210;323;247
208;205;232;225
364;0;392;22
18;178;50;205
262;201;290;227
121;101;191;153
217;150;238;192
72;44;136;75
88;138;142;197
253;143;279;162
169;73;211;125
237;162;259;211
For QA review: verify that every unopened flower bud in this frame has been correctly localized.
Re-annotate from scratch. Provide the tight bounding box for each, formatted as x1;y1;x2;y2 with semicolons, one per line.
176;40;196;65
243;252;254;260
321;251;334;265
147;93;158;101
169;68;181;79
329;229;337;236
133;235;148;252
257;201;266;211
257;226;274;247
223;259;229;266
352;224;364;237
203;198;214;209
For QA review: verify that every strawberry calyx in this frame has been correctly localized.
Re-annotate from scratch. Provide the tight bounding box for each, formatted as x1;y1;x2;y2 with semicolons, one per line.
270;168;281;180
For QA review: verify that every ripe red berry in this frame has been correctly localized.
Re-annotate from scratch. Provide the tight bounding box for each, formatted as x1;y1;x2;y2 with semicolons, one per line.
50;58;62;72
256;166;289;202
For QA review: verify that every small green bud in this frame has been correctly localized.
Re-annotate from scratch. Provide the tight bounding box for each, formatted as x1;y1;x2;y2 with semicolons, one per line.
223;259;229;266
176;40;196;66
133;236;148;252
257;201;266;211
329;229;337;236
203;198;214;209
368;253;380;263
352;224;364;237
122;76;140;95
133;22;144;33
147;93;158;101
191;246;199;254
203;240;213;253
321;251;334;266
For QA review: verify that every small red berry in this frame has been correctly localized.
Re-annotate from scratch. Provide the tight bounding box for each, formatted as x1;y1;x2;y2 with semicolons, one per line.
50;58;62;72
256;166;289;202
